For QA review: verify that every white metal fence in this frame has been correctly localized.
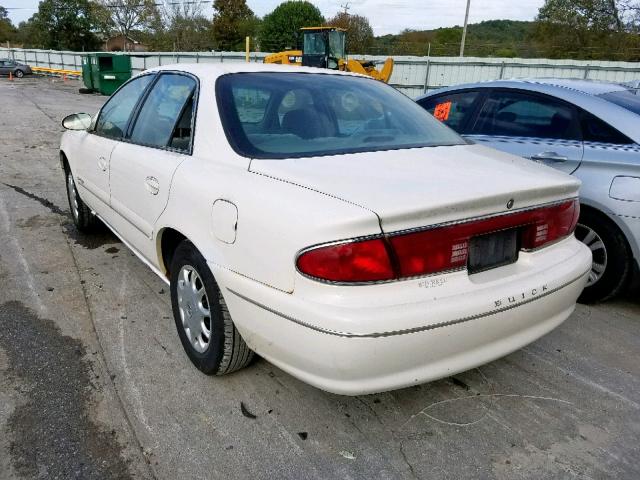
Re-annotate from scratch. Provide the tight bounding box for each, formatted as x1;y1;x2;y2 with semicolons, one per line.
3;47;640;97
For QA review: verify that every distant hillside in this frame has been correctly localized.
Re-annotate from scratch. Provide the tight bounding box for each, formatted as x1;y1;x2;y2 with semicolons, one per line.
370;20;535;57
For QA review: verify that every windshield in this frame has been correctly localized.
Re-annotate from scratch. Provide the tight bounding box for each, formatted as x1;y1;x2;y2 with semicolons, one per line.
598;90;640;116
303;33;326;55
216;72;464;159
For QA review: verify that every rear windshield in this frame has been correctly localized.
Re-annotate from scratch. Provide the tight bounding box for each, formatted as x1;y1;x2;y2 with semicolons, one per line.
216;72;464;159
598;90;640;116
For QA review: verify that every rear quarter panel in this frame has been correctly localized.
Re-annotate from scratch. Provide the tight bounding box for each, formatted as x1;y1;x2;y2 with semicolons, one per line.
574;146;640;261
155;155;382;293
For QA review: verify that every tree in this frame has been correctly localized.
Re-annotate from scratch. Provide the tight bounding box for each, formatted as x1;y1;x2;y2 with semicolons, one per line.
325;11;373;54
534;0;640;59
22;0;100;50
141;1;215;51
212;0;259;51
259;1;324;52
97;0;160;50
0;6;17;44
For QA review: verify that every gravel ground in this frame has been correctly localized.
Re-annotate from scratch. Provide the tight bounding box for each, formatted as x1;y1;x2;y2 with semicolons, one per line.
0;76;639;480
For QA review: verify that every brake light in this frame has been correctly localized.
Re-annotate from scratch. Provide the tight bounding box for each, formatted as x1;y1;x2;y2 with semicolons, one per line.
521;200;580;249
297;199;579;283
296;238;395;282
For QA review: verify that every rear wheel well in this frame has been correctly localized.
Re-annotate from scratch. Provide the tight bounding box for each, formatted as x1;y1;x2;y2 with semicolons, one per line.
60;151;69;172
579;204;626;237
160;228;187;279
577;203;633;302
578;203;632;258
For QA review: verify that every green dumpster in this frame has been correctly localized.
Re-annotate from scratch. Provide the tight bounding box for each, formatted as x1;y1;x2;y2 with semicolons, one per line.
81;53;132;96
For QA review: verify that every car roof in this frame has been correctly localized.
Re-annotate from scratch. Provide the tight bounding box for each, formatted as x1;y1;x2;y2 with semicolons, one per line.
521;78;632;95
418;77;633;98
148;62;364;79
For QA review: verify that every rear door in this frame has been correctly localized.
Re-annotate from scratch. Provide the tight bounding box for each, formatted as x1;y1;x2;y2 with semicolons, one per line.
466;89;584;174
417;90;485;134
108;72;197;252
0;61;9;75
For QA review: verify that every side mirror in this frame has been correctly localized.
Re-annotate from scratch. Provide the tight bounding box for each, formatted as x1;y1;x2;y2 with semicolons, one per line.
62;113;92;131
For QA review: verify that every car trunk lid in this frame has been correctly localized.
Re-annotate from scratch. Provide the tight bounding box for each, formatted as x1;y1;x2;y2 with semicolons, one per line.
249;144;580;233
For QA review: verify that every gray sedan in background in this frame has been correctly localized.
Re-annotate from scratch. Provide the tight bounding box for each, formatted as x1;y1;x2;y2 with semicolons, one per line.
0;59;32;78
417;79;640;303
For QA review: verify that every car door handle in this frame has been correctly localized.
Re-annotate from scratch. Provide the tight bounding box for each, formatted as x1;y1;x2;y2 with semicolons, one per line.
97;156;108;171
530;152;568;163
144;176;159;195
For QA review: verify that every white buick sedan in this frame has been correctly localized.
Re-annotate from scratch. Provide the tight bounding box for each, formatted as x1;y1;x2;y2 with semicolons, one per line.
60;64;591;395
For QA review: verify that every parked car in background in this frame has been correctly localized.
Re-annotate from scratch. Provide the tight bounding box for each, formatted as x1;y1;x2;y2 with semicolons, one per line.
417;79;640;303
60;65;590;395
0;59;32;78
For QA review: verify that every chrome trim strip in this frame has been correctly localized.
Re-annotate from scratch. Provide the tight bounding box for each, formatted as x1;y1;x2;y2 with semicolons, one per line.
379;197;579;238
92;212;170;286
227;267;589;338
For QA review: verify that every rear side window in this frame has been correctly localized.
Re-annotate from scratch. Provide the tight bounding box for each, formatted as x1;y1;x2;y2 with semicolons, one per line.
580;110;633;144
417;91;480;132
130;73;197;151
95;75;154;139
473;90;579;140
216;72;464;159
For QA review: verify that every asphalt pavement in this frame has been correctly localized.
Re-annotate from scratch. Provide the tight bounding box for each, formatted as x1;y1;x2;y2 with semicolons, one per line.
0;76;639;480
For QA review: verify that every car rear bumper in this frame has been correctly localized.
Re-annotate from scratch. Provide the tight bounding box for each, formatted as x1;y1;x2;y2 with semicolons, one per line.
213;237;591;395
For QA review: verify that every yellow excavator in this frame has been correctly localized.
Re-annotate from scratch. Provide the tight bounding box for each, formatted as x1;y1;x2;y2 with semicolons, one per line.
264;27;394;83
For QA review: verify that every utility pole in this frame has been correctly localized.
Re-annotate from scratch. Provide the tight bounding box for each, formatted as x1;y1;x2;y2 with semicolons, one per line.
340;2;350;14
459;0;471;57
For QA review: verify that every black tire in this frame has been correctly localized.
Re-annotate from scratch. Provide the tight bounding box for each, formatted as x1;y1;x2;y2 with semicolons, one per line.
576;208;631;303
65;167;97;232
14;69;24;78
170;240;254;375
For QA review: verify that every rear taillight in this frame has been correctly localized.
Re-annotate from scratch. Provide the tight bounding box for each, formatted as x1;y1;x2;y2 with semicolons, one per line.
296;238;395;282
521;199;580;249
297;199;579;283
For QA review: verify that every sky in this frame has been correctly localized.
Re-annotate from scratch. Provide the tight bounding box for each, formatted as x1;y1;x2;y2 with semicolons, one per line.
2;0;546;36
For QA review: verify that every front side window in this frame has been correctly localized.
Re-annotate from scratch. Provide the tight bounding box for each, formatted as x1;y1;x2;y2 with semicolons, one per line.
216;72;464;159
130;73;197;150
95;74;154;139
418;91;480;132
473;91;579;140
